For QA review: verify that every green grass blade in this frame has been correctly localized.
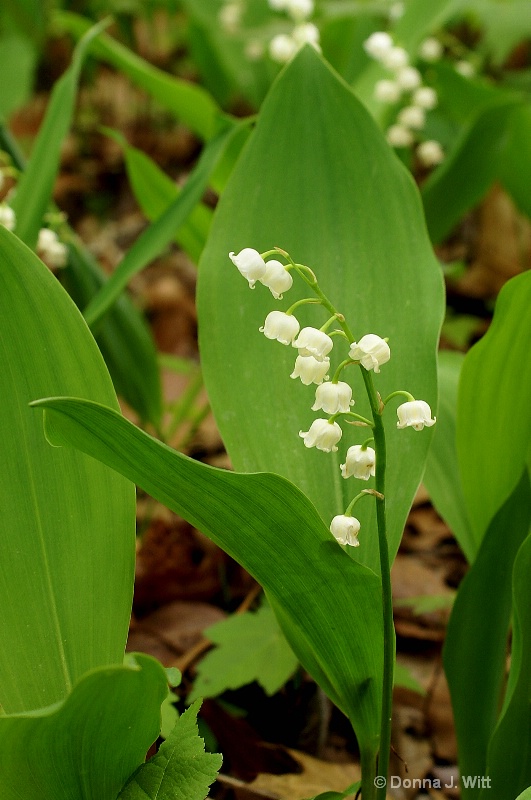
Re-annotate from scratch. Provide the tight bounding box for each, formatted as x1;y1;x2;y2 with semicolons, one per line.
83;121;245;330
0;227;135;713
0;654;168;800
197;47;444;576
31;395;384;767
10;18;109;248
54;10;224;141
443;472;531;800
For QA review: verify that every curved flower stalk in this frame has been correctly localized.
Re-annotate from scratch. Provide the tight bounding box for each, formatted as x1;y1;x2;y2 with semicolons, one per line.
229;245;436;798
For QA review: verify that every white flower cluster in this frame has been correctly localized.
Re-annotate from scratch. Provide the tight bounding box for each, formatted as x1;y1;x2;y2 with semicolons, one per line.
364;31;445;168
37;228;68;270
230;247;436;548
268;0;320;64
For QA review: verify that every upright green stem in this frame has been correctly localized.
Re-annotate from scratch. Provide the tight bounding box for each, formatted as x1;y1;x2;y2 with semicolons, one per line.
361;370;394;798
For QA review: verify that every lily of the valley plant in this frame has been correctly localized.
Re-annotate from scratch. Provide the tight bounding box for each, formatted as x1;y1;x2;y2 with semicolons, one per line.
230;245;436;794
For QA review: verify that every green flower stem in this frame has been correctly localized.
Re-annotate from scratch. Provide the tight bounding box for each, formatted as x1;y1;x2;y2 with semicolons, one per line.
163;368;204;442
329;411;374;427
382;389;415;406
361;368;394;800
332;358;356;383
285;297;322;315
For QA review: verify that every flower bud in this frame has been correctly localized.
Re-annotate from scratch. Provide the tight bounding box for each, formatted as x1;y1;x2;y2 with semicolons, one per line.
330;515;361;547
396;400;436;431
37;228;68;269
349;334;390;372
381;46;409;71
290;355;330;385
455;60;475;78
312;381;353;414
374;79;402;104
269;34;298;63
386;124;414;148
363;31;393;61
416;140;445;167
395;66;421;90
397;105;426;130
299;418;342;452
260;311;300;345
259;259;293;299
418;37;443;62
292;22;320;47
293;327;333;360
0;204;16;231
412;86;438;110
286;0;314;21
229;248;267;287
340;445;376;480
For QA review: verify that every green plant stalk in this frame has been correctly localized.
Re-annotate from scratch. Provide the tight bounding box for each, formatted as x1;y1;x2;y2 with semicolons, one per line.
361;369;394;798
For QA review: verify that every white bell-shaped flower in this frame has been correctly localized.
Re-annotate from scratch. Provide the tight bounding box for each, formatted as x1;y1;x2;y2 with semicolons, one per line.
396;66;421;90
417;140;445;167
292;22;320;47
229;248;267;287
292;327;333;360
340;445;376;480
269;33;298;63
397;105;426;130
418;37;443;62
396;400;436;431
387;124;414;148
312;381;353;414
412;86;438;110
0;204;16;231
363;31;393;61
286;0;314;21
259;259;293;299
330;515;361;547
381;46;409;71
37;228;68;269
349;334;390;373
299;418;342;452
374;79;402;103
291;355;330;385
260;311;300;345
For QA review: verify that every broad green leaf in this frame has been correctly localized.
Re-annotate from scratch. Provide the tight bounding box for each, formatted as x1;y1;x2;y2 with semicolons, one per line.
119;699;222;800
54;10;224;141
423;350;475;562
480;522;531;799
443;472;531;800
457;270;531;544
0;226;135;712
10;19;108;248
62;240;162;427
475;1;531;66
30;396;384;776
188;600;299;702
498;103;531;219
197;47;444;576
515;789;531;800
104;128;212;264
83;121;246;330
0;654;168;800
422;98;520;244
1;0;47;43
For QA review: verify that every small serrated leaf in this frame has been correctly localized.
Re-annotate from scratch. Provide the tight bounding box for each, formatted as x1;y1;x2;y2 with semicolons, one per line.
119;700;222;800
188;601;299;702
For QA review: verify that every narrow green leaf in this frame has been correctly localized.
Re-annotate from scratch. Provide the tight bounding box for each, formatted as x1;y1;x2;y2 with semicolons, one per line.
0;227;135;712
63;239;162;427
0;32;37;118
104;128;212;264
188;601;299;702
119;700;222;800
307;781;361;800
197;47;444;576
498;103;531;219
30;396;384;765
83;121;246;330
0;654;168;800
480;522;531;800
443;472;531;800
423;350;475;562
457;270;531;544
393;0;468;51
10;18;109;248
54;10;224;141
421;98;520;243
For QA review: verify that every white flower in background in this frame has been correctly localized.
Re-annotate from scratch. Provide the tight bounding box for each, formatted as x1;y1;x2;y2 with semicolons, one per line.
363;31;393;61
417;140;445;167
285;0;314;21
229;248;267;287
312;381;353;414
292;22;320;48
387;124;414;147
381;46;409;71
389;2;404;21
395;66;422;90
299;418;342;452
396;400;436;430
259;259;293;298
293;327;333;360
269;33;298;63
37;228;68;268
418;37;443;62
245;40;265;61
374;79;402;103
397;105;426;130
260;310;300;344
291;354;330;385
340;445;376;480
0;204;15;231
330;515;361;547
349;334;390;373
412;86;438;110
219;2;242;33
269;0;288;9
455;60;475;78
